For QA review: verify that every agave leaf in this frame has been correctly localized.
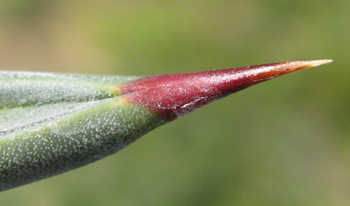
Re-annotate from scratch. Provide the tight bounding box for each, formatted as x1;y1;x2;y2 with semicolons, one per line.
0;60;332;191
0;72;164;191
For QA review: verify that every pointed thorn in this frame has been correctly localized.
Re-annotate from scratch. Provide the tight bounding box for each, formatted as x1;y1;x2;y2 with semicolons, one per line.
301;59;333;67
117;60;332;120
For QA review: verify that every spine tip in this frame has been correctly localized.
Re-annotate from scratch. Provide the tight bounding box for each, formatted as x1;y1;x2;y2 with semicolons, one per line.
119;60;332;120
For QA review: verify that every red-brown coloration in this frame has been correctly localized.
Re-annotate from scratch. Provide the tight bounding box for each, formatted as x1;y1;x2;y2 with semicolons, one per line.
116;60;332;120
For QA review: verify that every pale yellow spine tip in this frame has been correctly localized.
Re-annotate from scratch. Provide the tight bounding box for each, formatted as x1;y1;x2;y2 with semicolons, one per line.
304;59;333;67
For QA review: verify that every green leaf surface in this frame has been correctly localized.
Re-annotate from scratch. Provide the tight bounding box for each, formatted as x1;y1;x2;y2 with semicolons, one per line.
0;71;165;191
0;71;140;108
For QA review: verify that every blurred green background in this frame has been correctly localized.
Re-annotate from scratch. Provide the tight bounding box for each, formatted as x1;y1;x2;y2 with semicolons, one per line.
0;1;349;205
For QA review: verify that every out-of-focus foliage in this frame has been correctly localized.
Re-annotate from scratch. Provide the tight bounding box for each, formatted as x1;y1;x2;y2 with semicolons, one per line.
0;1;349;205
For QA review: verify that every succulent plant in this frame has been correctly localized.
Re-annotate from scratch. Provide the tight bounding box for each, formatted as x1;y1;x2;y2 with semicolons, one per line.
0;60;332;191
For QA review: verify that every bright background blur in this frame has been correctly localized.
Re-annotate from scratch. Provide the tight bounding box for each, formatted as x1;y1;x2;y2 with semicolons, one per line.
0;1;349;205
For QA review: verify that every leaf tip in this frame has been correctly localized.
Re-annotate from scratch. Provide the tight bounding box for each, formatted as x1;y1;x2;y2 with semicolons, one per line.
119;59;332;120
